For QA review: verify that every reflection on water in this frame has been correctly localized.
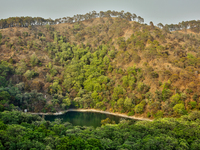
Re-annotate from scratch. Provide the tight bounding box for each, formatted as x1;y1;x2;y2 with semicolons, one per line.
44;111;131;127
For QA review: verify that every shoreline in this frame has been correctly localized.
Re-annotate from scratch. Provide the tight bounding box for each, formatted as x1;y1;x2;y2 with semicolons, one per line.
29;109;153;121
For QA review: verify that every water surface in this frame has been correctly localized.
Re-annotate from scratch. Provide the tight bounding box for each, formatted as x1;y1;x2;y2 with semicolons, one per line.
44;111;131;127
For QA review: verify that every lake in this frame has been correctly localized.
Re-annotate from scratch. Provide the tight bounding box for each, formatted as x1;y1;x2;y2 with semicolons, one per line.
44;111;133;127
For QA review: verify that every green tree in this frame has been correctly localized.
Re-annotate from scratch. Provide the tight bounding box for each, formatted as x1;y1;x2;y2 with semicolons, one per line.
124;97;135;111
173;103;186;115
0;76;7;87
30;54;39;66
0;91;11;101
62;97;71;109
117;98;124;108
23;70;37;80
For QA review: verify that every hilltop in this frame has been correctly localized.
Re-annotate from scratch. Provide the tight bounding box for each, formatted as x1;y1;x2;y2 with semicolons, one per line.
1;11;200;119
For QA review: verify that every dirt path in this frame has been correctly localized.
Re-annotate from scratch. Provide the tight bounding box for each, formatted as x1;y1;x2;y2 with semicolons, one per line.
29;109;153;121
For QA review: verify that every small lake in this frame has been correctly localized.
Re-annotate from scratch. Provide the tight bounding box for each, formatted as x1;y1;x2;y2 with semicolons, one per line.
44;111;133;128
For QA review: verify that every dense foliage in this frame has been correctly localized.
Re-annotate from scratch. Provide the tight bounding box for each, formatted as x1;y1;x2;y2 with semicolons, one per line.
0;111;200;149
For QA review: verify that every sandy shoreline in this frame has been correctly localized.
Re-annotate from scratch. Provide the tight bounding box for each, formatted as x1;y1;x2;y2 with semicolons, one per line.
29;109;153;121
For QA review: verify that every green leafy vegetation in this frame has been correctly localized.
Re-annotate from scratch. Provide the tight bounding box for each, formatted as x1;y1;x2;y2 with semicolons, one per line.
0;111;200;149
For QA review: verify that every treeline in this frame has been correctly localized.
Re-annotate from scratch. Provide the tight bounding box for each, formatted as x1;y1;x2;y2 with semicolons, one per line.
0;10;144;29
159;20;200;33
1;10;200;34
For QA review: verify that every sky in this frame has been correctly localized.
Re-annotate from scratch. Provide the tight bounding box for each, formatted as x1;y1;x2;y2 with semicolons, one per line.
0;0;199;25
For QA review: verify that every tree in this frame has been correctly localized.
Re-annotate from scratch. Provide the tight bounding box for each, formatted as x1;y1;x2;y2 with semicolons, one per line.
30;54;39;66
157;23;164;29
138;16;144;23
124;97;133;110
63;97;72;108
171;93;182;106
91;91;99;104
124;12;132;21
23;70;36;80
132;13;137;21
135;103;145;114
173;103;186;115
0;76;7;87
179;21;189;33
150;21;154;29
16;61;27;75
101;118;115;125
0;91;11;101
117;98;124;108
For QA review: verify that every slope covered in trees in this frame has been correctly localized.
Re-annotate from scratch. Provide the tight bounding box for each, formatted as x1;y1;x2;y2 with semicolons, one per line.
1;11;200;120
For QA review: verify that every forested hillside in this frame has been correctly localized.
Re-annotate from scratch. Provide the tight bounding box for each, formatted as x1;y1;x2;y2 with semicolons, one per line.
1;11;200;119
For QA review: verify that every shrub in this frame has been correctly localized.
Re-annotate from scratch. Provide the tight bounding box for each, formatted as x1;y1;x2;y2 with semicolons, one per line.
23;70;38;80
147;112;151;118
127;111;135;116
162;80;171;89
16;61;27;75
180;93;187;101
188;111;200;121
127;67;137;75
129;79;136;91
192;93;198;101
150;71;159;78
102;107;106;111
16;82;25;91
62;97;71;109
160;89;172;102
50;67;58;76
163;70;172;79
170;74;179;82
108;65;113;72
46;73;52;82
171;93;182;106
30;54;39;66
108;50;116;59
96;102;104;109
153;110;164;119
137;82;150;93
122;76;129;87
91;91;99;103
124;97;133;110
132;54;141;63
188;82;196;90
117;98;124;107
112;86;124;101
135;102;145;114
149;102;161;114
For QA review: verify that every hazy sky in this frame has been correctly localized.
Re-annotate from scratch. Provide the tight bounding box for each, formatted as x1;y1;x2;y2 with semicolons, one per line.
0;0;199;25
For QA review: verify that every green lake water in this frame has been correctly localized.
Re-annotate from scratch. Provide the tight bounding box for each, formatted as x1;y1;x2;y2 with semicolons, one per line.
44;111;132;128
